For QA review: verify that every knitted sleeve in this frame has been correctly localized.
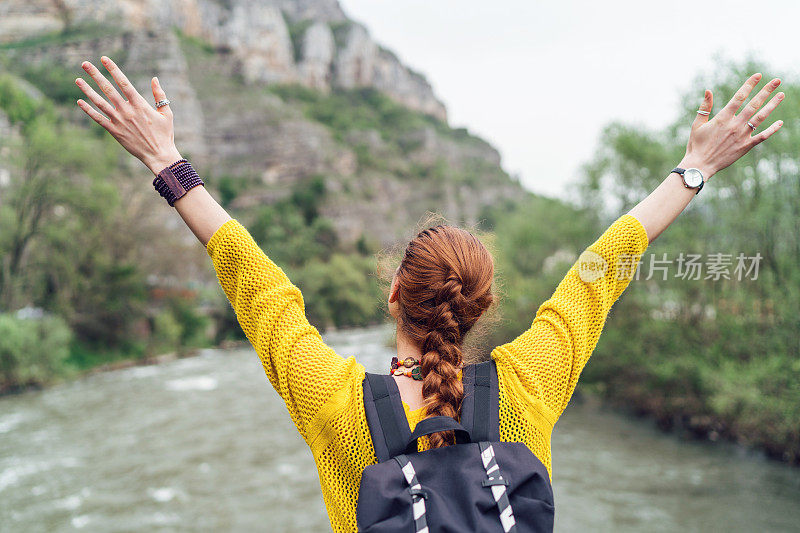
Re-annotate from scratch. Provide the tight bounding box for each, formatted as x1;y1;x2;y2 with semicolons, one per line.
206;219;361;441
491;214;649;420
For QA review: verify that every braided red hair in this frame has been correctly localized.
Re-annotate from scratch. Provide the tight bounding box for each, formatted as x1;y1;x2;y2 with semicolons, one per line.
395;225;494;447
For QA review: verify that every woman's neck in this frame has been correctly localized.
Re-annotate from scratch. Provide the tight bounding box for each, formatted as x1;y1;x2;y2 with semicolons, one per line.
395;328;423;361
394;326;426;410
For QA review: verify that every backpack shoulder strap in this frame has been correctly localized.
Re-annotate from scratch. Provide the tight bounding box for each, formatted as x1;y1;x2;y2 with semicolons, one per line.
461;360;500;442
363;372;413;462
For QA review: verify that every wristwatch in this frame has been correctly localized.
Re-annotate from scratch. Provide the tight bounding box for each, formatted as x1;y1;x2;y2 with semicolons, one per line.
671;167;704;194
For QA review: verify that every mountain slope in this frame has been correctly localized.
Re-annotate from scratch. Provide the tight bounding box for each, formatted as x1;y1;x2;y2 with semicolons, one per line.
0;0;528;247
0;0;522;249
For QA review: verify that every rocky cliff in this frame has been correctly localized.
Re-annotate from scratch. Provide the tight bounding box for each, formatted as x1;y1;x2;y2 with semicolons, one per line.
0;0;525;247
0;0;445;119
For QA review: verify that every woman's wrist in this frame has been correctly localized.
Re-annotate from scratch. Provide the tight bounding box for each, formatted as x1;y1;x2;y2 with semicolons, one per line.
678;155;715;182
144;147;184;175
152;158;204;207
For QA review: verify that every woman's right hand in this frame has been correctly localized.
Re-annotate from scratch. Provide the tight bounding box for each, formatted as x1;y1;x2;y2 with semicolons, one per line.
75;55;183;175
680;73;784;179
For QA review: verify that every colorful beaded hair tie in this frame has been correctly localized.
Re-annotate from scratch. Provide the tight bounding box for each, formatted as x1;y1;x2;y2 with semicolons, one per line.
389;357;422;381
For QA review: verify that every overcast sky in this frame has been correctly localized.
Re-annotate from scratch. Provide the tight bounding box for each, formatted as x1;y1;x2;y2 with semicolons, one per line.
338;0;800;199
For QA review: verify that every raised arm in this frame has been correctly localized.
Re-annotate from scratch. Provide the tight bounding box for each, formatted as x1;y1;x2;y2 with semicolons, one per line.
493;73;785;421
74;56;362;440
630;73;783;242
74;56;230;243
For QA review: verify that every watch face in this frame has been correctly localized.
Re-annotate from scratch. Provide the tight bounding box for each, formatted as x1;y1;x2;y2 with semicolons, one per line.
684;168;703;188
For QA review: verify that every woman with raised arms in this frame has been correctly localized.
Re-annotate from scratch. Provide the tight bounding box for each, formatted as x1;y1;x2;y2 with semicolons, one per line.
74;56;783;532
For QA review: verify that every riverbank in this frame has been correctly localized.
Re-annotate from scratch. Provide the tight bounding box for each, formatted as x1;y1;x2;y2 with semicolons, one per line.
0;338;252;398
584;381;800;466
80;339;251;375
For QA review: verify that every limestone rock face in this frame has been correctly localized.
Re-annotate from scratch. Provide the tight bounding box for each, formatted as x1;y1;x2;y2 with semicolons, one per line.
0;0;62;43
0;0;525;247
0;27;207;158
372;49;448;122
271;0;346;23
297;22;334;89
122;30;207;158
212;1;296;84
0;0;446;120
333;23;377;89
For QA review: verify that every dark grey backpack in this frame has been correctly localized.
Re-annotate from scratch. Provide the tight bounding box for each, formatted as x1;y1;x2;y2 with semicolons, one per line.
357;361;555;532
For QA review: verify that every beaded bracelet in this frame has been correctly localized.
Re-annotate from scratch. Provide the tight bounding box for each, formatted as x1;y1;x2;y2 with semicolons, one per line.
152;159;204;207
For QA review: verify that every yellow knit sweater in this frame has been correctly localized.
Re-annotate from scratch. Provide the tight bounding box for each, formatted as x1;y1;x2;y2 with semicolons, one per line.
206;213;649;532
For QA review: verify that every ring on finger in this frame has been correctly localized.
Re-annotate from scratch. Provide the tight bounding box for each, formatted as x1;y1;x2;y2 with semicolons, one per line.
696;109;710;116
155;99;170;109
746;121;756;131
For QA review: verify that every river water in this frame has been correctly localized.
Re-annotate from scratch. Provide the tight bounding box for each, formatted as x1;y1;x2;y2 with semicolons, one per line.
1;325;798;532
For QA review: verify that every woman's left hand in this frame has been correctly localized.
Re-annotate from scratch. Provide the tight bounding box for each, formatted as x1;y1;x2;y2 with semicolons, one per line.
681;73;784;179
75;55;183;175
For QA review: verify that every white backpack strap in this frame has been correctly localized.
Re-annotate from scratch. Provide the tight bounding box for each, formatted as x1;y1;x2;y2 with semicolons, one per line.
395;454;429;533
479;442;518;533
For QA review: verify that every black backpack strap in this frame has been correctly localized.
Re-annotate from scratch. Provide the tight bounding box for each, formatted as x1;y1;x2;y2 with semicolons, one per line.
461;360;500;442
363;372;412;462
404;416;472;454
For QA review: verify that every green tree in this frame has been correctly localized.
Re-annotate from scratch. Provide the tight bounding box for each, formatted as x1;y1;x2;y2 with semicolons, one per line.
290;254;384;329
0;113;114;310
0;75;149;349
483;195;595;346
575;58;800;462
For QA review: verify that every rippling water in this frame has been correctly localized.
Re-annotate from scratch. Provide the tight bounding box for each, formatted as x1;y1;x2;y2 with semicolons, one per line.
1;324;799;532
